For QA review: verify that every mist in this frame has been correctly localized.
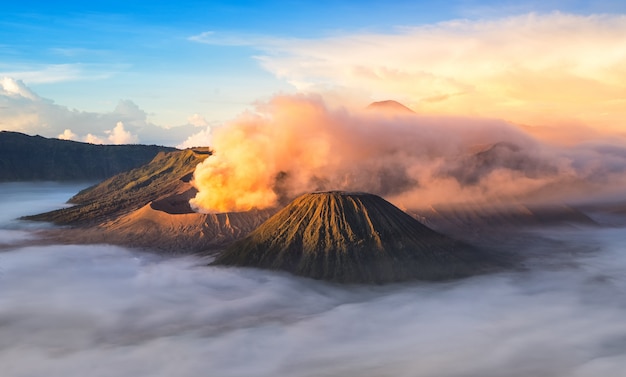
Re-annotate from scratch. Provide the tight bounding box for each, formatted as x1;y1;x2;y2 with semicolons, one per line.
2;183;626;376
0;182;92;248
191;94;626;213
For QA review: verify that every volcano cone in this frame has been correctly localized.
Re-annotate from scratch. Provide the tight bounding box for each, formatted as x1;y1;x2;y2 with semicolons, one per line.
213;192;499;283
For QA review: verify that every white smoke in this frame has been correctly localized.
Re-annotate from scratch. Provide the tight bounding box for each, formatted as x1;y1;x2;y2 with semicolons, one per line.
190;94;626;213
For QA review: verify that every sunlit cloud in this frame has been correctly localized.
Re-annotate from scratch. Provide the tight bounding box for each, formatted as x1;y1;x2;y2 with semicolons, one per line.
0;77;38;99
177;126;212;149
57;128;77;141
59;122;139;145
187;113;209;127
209;12;626;143
190;94;626;213
106;121;138;144
84;133;106;144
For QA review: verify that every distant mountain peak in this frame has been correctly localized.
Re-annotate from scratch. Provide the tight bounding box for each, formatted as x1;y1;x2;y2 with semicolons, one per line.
366;100;415;114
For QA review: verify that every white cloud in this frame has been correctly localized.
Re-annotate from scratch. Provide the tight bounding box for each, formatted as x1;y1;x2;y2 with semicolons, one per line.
0;77;201;147
84;133;105;144
78;122;139;145
187;113;209;127
0;77;38;99
0;63;125;84
57;129;77;141
107;121;138;145
176;126;212;149
188;31;269;46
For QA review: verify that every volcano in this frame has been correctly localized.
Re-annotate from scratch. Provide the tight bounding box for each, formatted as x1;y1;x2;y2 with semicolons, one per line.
213;191;500;283
366;100;415;114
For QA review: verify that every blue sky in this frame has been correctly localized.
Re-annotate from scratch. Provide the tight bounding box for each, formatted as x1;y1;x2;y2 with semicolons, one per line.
1;1;625;146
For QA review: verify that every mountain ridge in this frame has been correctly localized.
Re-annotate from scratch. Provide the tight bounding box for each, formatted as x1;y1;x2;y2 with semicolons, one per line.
0;131;175;182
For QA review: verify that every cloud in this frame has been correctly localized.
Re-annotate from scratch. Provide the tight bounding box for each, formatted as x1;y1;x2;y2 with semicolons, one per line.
0;77;200;146
188;31;271;46
62;122;139;145
107;121;138;144
176;126;212;149
2;196;626;377
190;94;626;213
57;129;77;141
187;113;209;127
0;63;122;84
241;12;626;141
84;133;105;144
0;77;38;99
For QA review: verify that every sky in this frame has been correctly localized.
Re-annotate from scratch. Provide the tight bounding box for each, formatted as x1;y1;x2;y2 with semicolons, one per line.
1;1;625;147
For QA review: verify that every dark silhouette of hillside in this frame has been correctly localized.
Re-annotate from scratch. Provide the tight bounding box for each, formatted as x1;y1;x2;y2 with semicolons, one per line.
0;131;175;182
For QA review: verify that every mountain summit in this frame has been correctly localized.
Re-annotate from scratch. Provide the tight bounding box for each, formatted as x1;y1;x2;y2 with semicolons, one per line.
213;191;498;283
366;100;415;114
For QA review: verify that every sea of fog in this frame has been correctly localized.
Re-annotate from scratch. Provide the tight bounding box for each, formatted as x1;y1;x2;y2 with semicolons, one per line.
2;182;626;377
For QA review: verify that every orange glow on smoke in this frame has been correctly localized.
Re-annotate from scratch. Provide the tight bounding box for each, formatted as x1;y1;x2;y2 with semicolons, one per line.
190;94;626;213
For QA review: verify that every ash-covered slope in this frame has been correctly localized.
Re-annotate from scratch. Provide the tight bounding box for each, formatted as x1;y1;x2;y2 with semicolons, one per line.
214;191;500;283
25;148;212;225
27;147;276;253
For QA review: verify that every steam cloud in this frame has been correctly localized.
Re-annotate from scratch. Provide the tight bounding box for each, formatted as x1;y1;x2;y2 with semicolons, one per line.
191;94;626;213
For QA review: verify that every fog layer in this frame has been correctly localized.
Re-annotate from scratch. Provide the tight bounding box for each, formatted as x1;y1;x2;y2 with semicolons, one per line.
0;182;91;247
2;183;626;376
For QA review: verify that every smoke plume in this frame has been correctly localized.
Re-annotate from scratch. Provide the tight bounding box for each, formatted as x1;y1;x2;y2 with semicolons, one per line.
190;94;626;213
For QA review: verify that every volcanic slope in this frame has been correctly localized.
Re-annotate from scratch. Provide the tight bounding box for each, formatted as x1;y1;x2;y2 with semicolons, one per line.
25;148;212;225
26;147;275;252
214;191;502;283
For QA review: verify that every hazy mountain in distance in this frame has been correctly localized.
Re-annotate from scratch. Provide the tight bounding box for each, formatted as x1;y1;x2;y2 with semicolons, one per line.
0;131;175;182
214;191;504;283
441;142;558;186
366;100;416;114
